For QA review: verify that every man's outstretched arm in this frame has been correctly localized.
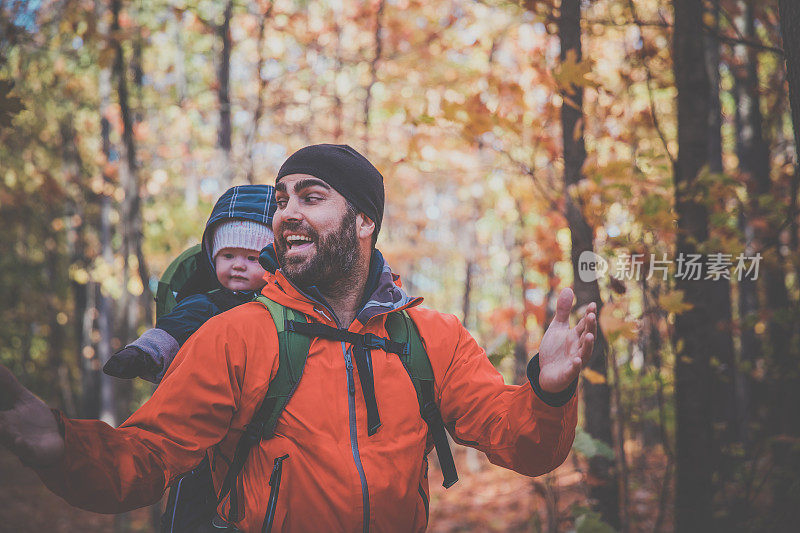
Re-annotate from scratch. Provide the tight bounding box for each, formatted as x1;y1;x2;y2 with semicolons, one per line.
0;311;264;514
0;364;65;467
419;287;596;477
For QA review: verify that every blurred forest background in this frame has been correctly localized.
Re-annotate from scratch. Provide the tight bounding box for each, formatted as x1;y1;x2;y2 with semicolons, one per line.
1;0;799;531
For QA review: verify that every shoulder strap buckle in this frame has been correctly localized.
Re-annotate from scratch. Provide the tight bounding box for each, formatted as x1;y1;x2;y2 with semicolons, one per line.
361;332;387;350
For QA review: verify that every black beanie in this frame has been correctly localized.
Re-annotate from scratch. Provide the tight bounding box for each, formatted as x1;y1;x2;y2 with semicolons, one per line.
276;144;385;235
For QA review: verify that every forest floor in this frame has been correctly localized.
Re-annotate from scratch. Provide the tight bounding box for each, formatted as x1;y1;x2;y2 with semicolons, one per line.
0;445;671;532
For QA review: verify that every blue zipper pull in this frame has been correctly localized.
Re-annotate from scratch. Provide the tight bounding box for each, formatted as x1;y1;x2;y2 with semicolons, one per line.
345;349;356;396
269;454;289;487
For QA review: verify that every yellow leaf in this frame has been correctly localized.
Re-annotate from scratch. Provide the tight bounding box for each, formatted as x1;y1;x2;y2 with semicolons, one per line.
599;302;638;342
658;290;694;314
553;49;598;95
582;368;607;384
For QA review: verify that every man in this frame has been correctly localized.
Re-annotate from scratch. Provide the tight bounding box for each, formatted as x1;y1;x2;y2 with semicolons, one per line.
0;144;596;532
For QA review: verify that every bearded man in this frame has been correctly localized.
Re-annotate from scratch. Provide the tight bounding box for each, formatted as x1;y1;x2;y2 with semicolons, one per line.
0;144;596;532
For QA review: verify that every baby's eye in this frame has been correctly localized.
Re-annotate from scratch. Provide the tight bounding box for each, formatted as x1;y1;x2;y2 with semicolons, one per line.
223;253;234;259
248;255;258;262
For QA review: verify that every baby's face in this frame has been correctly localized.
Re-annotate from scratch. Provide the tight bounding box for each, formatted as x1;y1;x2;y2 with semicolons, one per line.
214;247;267;292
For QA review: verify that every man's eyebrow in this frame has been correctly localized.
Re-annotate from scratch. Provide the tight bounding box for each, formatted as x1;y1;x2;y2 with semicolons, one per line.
294;178;331;192
275;181;287;193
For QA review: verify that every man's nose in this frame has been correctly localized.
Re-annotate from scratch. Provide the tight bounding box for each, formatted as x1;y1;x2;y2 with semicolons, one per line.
279;196;304;222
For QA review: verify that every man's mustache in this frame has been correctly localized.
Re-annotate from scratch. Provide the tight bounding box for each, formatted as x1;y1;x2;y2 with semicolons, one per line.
275;221;319;243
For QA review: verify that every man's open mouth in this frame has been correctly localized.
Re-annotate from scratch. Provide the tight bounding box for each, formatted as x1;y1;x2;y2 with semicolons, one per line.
285;234;314;251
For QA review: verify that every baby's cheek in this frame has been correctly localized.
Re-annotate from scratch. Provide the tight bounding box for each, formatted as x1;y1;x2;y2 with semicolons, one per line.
250;267;268;289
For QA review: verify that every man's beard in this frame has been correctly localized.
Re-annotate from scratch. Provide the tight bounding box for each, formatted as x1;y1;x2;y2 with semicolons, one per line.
275;206;359;293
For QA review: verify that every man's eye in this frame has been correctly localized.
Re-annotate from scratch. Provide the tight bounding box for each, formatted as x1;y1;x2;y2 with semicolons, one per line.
276;198;288;208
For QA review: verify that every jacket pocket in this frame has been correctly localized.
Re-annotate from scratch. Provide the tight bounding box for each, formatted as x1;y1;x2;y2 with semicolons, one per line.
262;454;290;533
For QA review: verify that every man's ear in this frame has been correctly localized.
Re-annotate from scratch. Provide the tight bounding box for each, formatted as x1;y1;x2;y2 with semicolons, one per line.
356;213;376;241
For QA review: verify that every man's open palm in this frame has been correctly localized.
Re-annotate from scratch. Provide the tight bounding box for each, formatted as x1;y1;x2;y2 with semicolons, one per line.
0;364;64;467
538;288;597;393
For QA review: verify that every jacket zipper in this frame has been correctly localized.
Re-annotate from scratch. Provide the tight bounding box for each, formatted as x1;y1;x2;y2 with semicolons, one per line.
277;280;373;531
262;454;289;533
343;342;370;533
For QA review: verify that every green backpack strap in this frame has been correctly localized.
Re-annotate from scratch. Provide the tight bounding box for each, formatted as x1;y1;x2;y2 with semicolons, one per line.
155;244;203;319
385;310;458;488
253;295;311;437
217;295;310;523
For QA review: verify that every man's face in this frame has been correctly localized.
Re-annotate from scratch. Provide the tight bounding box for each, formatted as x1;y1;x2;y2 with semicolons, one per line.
273;174;359;289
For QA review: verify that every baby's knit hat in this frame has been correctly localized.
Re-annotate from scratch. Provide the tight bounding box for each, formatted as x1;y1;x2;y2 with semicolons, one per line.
211;219;274;259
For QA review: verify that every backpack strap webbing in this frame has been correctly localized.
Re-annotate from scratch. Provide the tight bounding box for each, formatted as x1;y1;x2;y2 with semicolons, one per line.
285;320;406;437
217;295;310;524
385;311;459;489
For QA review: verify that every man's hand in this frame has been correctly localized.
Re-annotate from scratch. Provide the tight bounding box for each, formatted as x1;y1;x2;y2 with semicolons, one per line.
538;288;597;393
0;364;65;467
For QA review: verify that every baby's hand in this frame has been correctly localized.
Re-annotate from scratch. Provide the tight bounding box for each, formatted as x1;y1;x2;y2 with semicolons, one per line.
103;346;159;380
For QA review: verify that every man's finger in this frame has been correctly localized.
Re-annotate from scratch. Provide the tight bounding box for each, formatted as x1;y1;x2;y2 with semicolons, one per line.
552;287;575;325
580;333;594;363
585;312;596;338
585;303;597;334
574;315;586;337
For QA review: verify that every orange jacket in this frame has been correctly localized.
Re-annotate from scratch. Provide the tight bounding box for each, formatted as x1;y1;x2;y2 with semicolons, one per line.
37;266;578;532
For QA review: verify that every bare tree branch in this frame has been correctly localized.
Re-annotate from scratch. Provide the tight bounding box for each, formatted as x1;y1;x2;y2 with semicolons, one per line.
703;26;784;56
626;0;676;165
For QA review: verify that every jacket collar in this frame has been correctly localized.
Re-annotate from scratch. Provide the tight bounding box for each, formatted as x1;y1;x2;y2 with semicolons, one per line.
260;248;422;329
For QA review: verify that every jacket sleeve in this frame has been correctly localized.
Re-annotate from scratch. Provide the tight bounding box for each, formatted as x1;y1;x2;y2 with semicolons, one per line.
34;314;251;514
156;293;220;346
413;309;578;477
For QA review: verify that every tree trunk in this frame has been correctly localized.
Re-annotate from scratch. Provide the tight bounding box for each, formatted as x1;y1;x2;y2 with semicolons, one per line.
112;0;148;345
780;0;800;294
703;0;739;503
245;2;273;185
557;0;618;528
98;59;117;427
332;18;344;143
462;259;473;328
772;3;800;527
172;9;198;209
779;1;800;157
735;2;794;450
217;0;234;188
673;0;714;530
363;0;385;157
637;277;661;450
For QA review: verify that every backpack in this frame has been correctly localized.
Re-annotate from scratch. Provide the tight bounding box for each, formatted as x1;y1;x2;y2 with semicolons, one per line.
156;244;237;321
162;295;458;533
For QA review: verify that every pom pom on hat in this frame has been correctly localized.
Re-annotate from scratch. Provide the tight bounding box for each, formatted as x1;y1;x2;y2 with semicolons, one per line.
211;219;274;259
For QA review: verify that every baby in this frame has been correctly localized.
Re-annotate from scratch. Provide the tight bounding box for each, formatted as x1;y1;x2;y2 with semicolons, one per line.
104;184;277;383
